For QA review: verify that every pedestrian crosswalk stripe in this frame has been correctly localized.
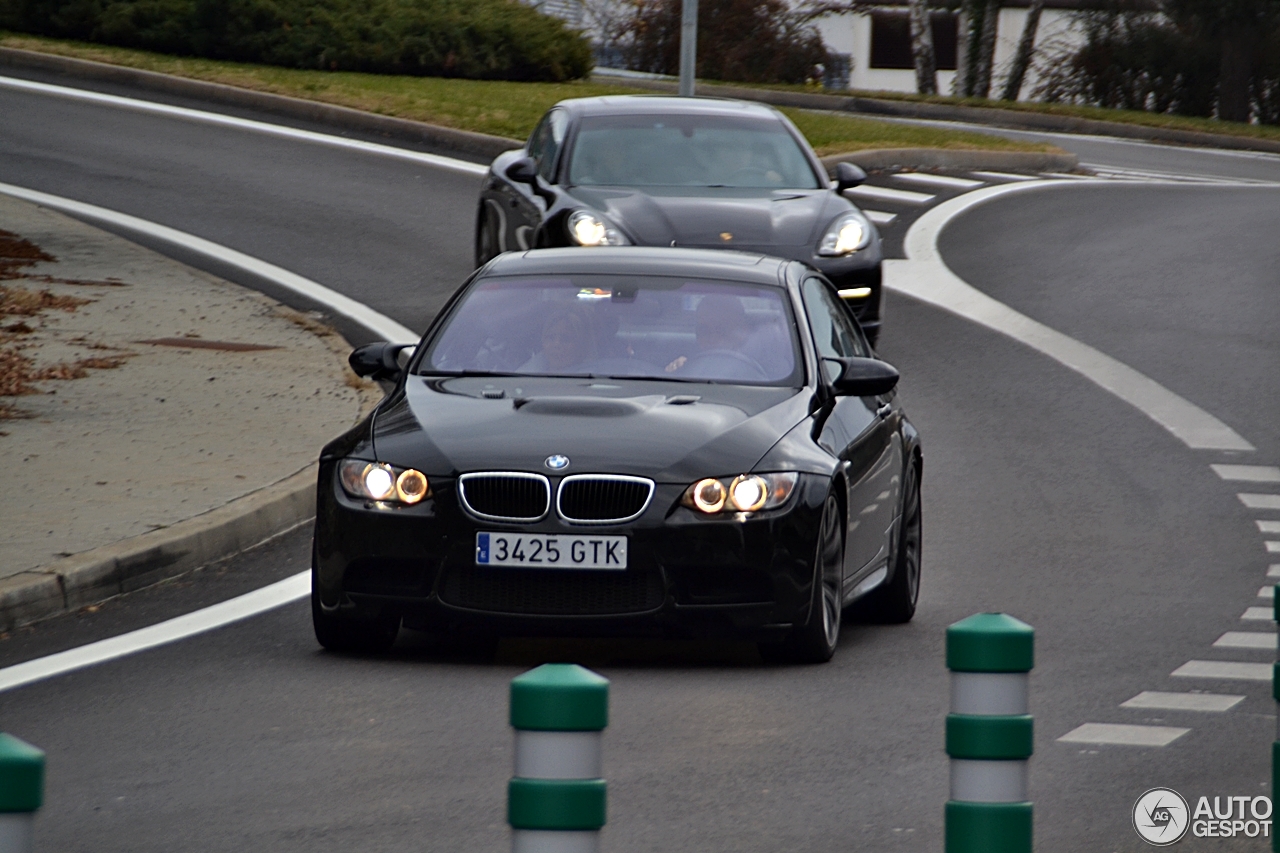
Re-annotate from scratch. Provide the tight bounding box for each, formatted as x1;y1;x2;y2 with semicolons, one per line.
863;209;897;226
1212;464;1280;482
1269;542;1280;553
970;171;1036;183
1172;660;1272;681
1214;631;1276;649
1058;723;1189;746
892;172;983;190
1239;493;1280;510
1258;586;1275;599
1268;564;1280;578
1120;691;1244;712
845;184;935;205
1258;521;1280;533
1241;606;1273;620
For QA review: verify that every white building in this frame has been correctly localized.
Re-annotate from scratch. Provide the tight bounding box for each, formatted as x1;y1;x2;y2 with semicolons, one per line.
810;1;1093;98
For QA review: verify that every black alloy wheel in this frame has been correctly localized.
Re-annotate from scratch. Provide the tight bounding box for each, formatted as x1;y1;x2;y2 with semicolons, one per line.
474;204;501;268
310;565;400;655
852;459;921;623
761;492;843;663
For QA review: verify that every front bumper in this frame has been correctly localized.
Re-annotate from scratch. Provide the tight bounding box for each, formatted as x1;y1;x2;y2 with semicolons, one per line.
313;465;829;640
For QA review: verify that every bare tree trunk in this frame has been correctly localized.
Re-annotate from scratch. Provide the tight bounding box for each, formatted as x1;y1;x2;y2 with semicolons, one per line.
1000;0;1042;101
1218;24;1256;123
908;0;938;95
951;0;976;96
973;0;1000;98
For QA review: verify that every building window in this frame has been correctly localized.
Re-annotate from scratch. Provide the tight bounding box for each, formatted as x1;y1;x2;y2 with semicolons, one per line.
869;11;958;71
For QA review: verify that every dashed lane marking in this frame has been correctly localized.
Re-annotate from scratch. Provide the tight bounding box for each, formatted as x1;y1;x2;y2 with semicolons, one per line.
845;184;936;205
1058;723;1189;747
1212;464;1280;482
1214;631;1276;649
1241;606;1273;620
1171;660;1273;681
891;172;983;190
1239;494;1280;510
1120;691;1245;712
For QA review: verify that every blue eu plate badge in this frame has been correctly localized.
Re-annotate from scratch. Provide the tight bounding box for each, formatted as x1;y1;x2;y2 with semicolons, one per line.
476;532;491;564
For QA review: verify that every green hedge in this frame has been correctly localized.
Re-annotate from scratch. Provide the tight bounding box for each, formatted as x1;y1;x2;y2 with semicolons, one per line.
0;0;594;81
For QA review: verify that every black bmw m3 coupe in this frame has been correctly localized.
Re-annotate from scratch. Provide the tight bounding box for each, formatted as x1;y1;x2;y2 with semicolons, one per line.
474;96;885;344
314;247;920;662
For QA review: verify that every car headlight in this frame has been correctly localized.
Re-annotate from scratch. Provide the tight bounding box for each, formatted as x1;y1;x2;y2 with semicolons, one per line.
817;213;871;257
338;459;431;505
681;472;799;514
567;210;628;247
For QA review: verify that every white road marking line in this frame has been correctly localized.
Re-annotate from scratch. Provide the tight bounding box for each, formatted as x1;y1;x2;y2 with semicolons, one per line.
1259;586;1276;599
888;181;1256;452
1058;723;1189;747
970;171;1036;183
1079;162;1280;185
1120;691;1245;712
1259;521;1280;533
1268;565;1280;578
0;572;310;694
1242;606;1274;620
0;75;491;177
0;182;418;344
1269;542;1280;553
892;172;983;190
1215;631;1276;649
1212;464;1280;482
863;209;898;226
845;184;935;205
1172;660;1273;680
1040;172;1093;180
1240;493;1280;510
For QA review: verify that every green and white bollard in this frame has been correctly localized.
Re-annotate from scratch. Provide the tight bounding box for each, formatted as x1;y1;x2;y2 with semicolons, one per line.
509;664;608;853
0;734;44;853
945;613;1034;853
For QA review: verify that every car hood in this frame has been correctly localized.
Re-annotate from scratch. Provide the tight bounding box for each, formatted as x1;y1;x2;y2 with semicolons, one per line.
565;186;840;252
370;376;814;482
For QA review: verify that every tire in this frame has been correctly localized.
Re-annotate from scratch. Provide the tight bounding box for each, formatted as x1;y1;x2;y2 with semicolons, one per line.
852;458;921;624
760;492;843;664
311;569;400;655
474;204;501;268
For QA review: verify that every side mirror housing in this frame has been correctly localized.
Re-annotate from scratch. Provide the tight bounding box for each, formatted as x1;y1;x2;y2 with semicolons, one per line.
825;356;899;397
834;161;867;193
349;342;415;382
505;156;539;185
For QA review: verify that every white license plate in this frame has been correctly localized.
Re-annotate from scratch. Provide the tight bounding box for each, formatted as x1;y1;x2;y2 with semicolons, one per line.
475;533;627;570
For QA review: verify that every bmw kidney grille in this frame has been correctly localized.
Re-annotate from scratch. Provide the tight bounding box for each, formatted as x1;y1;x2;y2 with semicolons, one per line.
457;473;551;522
556;475;654;524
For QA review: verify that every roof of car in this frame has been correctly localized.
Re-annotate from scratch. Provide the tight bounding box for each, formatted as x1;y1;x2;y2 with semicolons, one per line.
552;95;785;121
481;247;792;286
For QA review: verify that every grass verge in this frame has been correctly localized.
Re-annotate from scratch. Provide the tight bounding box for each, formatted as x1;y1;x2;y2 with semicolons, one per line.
0;32;1055;154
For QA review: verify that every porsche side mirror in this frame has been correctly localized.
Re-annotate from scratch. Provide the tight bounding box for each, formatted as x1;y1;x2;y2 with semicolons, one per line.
505;156;539;185
349;342;415;382
824;356;899;397
834;161;867;193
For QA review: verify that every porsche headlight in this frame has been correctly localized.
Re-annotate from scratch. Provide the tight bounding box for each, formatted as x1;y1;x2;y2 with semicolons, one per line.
567;210;628;247
339;459;431;505
817;213;870;257
682;472;799;515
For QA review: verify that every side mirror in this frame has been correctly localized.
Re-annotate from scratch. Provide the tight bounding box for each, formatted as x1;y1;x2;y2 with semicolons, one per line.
349;342;415;382
824;356;899;397
505;156;539;185
834;161;867;193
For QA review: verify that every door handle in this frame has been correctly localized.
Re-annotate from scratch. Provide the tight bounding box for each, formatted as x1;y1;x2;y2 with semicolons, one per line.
875;403;892;418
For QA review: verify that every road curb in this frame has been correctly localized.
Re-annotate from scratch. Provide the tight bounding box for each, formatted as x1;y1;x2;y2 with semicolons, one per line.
594;73;1280;157
0;45;519;162
0;466;316;632
822;148;1077;173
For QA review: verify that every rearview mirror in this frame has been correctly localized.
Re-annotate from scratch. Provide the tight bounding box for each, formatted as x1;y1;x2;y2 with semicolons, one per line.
349;342;415;382
824;356;899;397
505;156;539;185
834;161;867;193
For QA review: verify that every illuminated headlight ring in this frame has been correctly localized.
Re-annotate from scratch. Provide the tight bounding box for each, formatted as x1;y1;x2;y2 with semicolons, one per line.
567;210;629;247
817;213;872;257
681;472;799;515
339;459;431;505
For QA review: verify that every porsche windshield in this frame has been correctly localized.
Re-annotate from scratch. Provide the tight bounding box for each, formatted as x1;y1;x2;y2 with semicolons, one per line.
566;114;821;189
423;275;802;386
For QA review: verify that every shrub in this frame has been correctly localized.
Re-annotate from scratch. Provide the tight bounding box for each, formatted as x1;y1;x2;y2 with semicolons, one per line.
0;0;594;81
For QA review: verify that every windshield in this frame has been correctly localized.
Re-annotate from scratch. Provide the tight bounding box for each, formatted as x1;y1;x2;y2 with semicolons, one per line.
423;274;802;386
566;113;821;189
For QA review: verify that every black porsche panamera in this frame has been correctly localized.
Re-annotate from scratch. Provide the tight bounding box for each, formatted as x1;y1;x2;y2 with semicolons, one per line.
474;96;886;344
313;248;920;663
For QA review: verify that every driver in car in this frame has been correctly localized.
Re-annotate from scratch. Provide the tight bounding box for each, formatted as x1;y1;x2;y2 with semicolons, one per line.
665;295;767;380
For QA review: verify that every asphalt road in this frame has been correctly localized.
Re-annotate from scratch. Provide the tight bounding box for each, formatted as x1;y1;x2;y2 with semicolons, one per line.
3;75;1280;851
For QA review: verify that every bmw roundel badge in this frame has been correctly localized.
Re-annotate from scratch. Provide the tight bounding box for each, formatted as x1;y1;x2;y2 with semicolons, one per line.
544;455;570;471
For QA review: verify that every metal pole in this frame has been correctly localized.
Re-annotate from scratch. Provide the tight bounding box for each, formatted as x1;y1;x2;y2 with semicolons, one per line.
946;613;1034;853
0;734;43;853
678;0;698;97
